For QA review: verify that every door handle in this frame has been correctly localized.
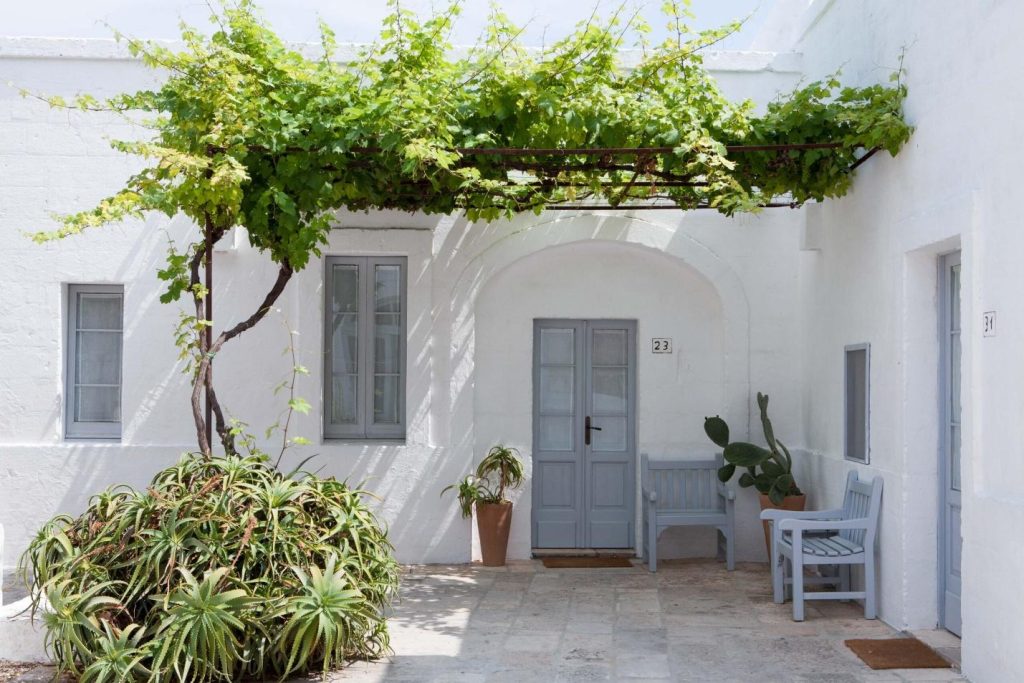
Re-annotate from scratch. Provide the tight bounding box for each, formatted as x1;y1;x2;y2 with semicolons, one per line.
585;416;602;446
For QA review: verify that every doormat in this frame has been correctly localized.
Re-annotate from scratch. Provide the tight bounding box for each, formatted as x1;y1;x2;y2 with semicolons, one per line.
541;556;633;569
845;638;952;670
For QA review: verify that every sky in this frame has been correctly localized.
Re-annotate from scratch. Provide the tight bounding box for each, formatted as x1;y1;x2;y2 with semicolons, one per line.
3;0;772;49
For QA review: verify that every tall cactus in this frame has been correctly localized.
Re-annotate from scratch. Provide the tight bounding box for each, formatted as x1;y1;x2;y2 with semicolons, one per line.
704;392;802;504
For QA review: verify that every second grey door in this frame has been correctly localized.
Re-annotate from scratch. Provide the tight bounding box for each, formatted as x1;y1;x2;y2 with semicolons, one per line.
533;319;636;549
939;251;963;635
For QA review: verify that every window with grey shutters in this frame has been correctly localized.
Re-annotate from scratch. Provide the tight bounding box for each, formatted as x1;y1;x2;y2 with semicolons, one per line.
844;343;870;463
324;257;407;440
65;285;124;440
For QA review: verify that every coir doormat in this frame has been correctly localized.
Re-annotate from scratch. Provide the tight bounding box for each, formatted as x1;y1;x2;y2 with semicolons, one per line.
541;556;633;569
845;637;952;670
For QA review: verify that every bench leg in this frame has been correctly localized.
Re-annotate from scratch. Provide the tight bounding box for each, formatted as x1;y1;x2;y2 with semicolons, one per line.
864;551;877;619
722;526;735;571
647;515;658;573
641;507;648;564
792;552;805;621
773;551;785;604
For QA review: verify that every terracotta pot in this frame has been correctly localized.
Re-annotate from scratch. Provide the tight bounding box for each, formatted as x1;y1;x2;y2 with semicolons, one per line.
758;493;807;557
476;501;513;567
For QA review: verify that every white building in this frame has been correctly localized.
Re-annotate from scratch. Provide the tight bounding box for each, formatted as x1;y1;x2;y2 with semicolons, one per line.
1;1;1022;680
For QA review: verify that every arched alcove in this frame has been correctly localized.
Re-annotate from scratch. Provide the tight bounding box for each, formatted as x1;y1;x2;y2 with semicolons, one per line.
438;213;754;559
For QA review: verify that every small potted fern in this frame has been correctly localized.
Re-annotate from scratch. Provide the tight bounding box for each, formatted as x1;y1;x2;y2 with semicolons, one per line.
443;445;525;566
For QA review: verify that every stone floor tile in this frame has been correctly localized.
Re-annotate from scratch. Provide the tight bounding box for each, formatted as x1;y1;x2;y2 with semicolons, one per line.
615;611;664;629
12;667;71;683
614;652;672;679
503;632;561;654
912;629;962;667
612;627;668;657
552;662;613;681
565;616;615;634
430;674;488;683
792;675;879;683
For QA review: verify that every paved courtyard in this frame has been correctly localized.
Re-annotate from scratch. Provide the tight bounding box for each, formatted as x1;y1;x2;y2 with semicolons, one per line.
337;560;963;683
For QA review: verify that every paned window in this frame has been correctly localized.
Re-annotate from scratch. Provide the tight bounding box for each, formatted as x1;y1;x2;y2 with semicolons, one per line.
324;257;407;440
66;285;123;439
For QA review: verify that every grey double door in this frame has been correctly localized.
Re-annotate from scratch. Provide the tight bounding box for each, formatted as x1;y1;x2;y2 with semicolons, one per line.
532;319;636;550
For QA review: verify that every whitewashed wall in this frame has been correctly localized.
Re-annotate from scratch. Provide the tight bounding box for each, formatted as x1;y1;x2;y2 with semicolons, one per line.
0;40;805;569
788;1;1024;680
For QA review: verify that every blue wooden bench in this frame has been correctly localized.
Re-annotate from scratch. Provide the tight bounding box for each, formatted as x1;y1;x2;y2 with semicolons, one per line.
640;454;736;572
761;470;883;621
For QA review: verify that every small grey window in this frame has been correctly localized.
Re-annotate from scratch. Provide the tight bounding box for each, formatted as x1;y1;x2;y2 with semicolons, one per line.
324;256;407;440
844;343;870;463
65;285;124;440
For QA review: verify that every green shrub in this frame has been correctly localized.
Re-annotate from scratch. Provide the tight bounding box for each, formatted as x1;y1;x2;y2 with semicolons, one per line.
20;453;399;681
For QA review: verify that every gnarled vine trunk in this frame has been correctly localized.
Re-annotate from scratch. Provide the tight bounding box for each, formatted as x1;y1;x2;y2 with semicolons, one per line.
188;230;293;457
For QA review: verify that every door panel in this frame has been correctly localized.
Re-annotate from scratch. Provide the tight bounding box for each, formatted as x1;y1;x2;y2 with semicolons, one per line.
584;321;636;549
532;319;636;550
940;252;963;636
533;321;585;548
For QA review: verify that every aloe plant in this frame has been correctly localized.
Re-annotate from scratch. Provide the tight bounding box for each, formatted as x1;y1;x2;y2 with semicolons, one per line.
276;555;373;678
20;453;399;681
80;623;151;683
704;392;803;504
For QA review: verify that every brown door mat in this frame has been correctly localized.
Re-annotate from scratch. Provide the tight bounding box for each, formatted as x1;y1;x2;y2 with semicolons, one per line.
542;556;634;568
845;637;952;670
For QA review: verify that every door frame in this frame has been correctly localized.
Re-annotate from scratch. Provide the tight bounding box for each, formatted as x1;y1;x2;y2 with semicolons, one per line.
937;250;962;635
530;318;638;550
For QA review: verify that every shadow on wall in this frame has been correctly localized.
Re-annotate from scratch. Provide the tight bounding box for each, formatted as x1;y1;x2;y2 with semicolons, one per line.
9;216;205;564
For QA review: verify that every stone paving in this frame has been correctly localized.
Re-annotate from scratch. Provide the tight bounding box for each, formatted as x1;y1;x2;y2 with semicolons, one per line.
336;560;965;683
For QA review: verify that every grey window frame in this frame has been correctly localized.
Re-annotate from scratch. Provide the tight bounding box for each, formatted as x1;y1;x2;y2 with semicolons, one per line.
323;256;407;441
65;284;124;440
843;342;871;464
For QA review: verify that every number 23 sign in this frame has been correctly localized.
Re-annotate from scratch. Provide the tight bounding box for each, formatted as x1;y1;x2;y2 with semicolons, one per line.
652;338;672;353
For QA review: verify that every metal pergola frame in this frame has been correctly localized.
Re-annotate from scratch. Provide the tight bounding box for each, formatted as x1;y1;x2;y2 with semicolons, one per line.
321;141;881;211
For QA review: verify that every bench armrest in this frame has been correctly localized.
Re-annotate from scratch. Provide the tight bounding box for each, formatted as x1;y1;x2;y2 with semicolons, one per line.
778;517;870;532
716;483;735;501
760;508;843;522
641;486;657;503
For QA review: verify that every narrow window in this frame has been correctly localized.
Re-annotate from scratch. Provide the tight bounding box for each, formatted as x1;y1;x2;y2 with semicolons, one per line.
324;257;407;440
65;285;124;440
844;343;870;463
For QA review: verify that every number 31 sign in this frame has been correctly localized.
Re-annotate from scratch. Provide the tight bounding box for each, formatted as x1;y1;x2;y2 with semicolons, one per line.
652;338;672;353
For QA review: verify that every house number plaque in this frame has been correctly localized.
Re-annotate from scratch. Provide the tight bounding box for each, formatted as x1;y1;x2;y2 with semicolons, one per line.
652;338;673;353
983;311;996;337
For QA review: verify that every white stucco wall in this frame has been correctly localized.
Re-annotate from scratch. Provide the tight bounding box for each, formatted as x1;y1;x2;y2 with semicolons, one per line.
0;39;806;571
788;1;1024;680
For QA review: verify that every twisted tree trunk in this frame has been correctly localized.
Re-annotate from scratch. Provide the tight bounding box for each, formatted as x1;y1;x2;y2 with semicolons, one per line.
189;226;222;457
189;260;294;457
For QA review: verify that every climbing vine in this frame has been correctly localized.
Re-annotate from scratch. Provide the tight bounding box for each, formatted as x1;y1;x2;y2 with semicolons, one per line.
28;0;911;456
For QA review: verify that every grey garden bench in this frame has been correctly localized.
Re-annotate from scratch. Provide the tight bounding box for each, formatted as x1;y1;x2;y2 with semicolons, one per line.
761;470;883;621
640;454;735;572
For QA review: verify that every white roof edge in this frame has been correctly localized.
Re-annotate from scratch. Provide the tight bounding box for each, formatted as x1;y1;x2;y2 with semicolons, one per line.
749;0;836;52
0;36;803;73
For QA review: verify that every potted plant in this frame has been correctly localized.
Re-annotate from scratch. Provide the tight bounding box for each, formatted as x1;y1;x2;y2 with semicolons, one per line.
443;445;525;566
704;392;805;554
